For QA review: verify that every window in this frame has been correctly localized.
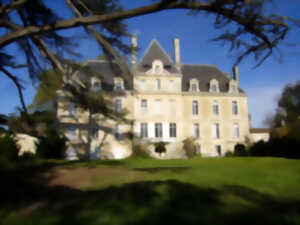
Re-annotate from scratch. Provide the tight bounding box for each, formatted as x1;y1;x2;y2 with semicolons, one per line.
115;99;122;113
155;123;163;138
232;101;238;115
216;145;222;156
115;124;122;140
169;123;176;138
211;84;217;92
156;79;161;90
231;85;237;93
213;123;220;139
68;126;77;140
193;123;200;138
212;100;219;116
155;100;161;114
114;78;123;90
91;127;99;139
189;79;199;92
153;60;163;74
155;65;161;74
69;102;77;115
91;80;101;92
192;100;198;115
191;83;197;92
140;79;146;90
233;123;240;139
141;99;147;114
169;80;175;90
210;79;219;93
140;123;148;138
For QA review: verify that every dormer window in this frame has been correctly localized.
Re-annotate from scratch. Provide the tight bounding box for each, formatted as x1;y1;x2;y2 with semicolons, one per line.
114;77;124;91
189;79;199;92
152;60;163;74
91;77;101;92
210;79;219;93
229;80;239;93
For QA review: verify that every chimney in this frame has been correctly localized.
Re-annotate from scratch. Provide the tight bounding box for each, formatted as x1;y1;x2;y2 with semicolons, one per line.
173;37;180;67
233;65;239;85
131;35;137;65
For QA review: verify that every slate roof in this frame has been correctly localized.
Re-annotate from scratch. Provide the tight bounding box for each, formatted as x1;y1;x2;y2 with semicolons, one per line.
181;64;231;92
78;60;133;91
137;40;179;73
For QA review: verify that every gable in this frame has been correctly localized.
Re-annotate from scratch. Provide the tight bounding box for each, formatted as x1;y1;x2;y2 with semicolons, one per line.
137;40;179;73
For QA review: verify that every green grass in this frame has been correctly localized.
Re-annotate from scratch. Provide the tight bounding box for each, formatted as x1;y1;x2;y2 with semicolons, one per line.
1;157;300;225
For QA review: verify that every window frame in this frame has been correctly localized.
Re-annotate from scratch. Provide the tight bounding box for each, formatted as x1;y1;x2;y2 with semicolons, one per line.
233;123;240;139
232;101;238;115
212;100;219;116
193;123;200;139
155;123;163;138
115;99;122;113
141;99;148;114
156;79;161;90
214;123;220;139
192;100;198;115
169;123;177;138
140;123;148;138
115;124;122;140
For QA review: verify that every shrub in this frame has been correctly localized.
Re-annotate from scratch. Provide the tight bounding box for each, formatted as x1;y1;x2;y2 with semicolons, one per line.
248;137;300;159
234;144;248;156
154;142;167;156
0;134;18;162
225;151;234;157
36;131;66;159
131;141;151;159
183;138;197;159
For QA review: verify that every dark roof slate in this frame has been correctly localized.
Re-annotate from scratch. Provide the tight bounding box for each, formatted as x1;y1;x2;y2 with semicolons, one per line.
137;40;179;73
78;61;133;91
181;64;231;92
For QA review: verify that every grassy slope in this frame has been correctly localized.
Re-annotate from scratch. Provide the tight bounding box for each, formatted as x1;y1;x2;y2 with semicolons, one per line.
1;157;300;225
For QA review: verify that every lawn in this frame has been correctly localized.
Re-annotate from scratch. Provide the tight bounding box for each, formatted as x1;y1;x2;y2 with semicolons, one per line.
1;157;300;225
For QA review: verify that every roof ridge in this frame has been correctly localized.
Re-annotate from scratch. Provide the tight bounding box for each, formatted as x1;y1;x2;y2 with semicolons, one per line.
139;39;173;64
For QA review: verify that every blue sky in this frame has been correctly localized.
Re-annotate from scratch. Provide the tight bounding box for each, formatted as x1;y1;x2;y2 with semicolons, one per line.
1;0;300;127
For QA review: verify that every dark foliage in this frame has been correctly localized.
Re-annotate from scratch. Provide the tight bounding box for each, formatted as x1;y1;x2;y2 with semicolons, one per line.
154;141;167;156
36;131;67;160
0;134;18;163
248;137;300;159
234;144;247;156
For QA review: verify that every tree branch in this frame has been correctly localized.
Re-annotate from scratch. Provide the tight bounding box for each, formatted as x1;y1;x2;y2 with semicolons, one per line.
0;0;28;16
0;1;282;49
0;67;27;113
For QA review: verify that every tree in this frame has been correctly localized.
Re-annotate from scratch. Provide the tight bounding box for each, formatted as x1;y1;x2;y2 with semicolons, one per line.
0;0;299;113
269;81;300;128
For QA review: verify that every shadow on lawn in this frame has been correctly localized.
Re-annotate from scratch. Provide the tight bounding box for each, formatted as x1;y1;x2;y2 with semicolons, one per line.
1;165;300;225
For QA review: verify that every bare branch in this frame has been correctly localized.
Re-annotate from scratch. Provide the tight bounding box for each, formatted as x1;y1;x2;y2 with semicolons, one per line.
0;67;27;113
0;0;28;16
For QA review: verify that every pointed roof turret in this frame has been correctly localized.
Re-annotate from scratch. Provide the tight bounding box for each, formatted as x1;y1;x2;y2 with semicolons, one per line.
137;39;179;73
